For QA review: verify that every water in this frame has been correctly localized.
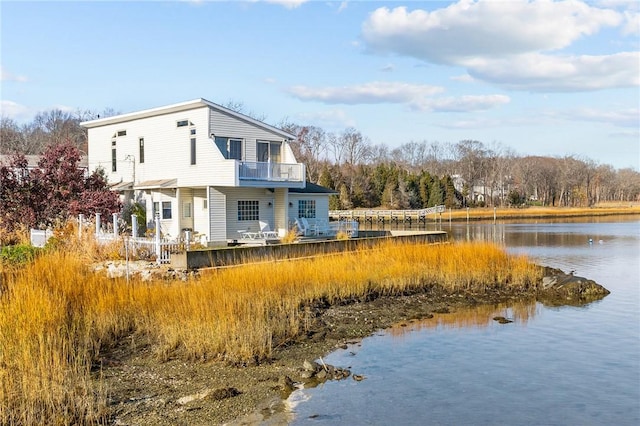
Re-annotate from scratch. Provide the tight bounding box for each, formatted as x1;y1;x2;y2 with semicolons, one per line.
288;217;640;425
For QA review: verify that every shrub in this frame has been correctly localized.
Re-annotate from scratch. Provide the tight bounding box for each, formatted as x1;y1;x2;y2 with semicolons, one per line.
0;244;41;266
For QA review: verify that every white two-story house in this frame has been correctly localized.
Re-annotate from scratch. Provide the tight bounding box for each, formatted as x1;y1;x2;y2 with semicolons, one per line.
81;98;332;245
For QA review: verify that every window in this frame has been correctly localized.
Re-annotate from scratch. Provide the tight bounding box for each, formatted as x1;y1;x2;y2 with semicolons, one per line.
183;202;192;218
177;120;189;127
238;200;259;221
190;128;196;135
229;139;242;160
117;130;127;137
257;140;282;163
162;201;172;219
203;199;207;209
111;140;117;172
139;138;145;163
153;201;171;219
298;200;316;219
214;136;243;160
190;138;196;165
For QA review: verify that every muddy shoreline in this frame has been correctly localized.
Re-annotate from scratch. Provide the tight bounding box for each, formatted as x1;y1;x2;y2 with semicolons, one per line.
100;284;556;425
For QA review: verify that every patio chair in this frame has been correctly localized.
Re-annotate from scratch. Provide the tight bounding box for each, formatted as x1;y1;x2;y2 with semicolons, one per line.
314;219;335;236
258;221;279;239
239;229;260;240
300;217;317;236
295;218;313;236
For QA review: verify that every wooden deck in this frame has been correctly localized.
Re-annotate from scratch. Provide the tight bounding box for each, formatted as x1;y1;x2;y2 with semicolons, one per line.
329;205;446;225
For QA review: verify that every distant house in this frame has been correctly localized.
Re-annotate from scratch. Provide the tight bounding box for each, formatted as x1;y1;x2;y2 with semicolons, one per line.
0;154;88;171
80;98;334;245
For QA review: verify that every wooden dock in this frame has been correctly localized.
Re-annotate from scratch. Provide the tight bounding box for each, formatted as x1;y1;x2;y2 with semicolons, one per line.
329;205;446;225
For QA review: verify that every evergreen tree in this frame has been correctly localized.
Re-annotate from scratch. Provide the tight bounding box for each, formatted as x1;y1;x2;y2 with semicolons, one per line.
428;178;445;206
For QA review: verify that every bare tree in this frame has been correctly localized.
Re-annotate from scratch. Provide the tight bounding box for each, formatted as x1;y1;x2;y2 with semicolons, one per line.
222;99;267;122
332;128;372;166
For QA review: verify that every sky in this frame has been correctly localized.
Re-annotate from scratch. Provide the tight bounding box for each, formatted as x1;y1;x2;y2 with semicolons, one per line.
1;0;639;170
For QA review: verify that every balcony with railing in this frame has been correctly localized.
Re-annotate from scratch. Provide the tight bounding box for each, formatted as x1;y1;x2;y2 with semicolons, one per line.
238;161;305;184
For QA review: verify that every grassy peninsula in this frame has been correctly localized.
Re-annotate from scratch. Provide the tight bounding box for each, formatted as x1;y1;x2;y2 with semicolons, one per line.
0;238;547;425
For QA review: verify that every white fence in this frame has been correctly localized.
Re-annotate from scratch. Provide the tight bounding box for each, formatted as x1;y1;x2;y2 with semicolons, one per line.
30;213;186;265
30;229;54;248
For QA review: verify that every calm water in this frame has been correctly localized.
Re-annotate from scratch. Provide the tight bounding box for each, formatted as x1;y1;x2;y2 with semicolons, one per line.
287;217;640;425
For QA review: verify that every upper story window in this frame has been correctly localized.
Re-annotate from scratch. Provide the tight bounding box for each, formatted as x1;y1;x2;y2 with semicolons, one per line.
257;140;282;163
139;138;145;164
215;136;243;160
190;137;196;165
111;140;117;172
177;120;189;127
117;130;127;137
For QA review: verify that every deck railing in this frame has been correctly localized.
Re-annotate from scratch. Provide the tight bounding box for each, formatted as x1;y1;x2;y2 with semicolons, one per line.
239;161;304;182
329;205;446;222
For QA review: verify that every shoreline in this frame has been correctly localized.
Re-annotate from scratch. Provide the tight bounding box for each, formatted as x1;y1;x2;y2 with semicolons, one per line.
100;270;605;425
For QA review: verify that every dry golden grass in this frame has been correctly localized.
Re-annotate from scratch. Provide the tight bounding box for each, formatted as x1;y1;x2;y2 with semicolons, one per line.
0;239;542;424
446;205;640;221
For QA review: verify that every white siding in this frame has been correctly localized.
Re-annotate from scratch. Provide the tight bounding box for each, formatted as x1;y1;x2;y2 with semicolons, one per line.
288;194;330;227
208;187;227;243
192;188;209;242
146;189;180;239
215;187;276;239
209;109;292;163
179;188;194;232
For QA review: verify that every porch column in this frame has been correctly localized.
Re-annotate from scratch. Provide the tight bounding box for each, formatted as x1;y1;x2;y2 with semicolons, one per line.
273;188;289;237
175;187;181;240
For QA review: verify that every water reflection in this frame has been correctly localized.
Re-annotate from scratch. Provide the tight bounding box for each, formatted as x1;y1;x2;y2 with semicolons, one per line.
387;299;539;338
290;218;640;426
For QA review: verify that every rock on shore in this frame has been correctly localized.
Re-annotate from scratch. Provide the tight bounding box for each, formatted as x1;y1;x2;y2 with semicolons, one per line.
538;267;610;306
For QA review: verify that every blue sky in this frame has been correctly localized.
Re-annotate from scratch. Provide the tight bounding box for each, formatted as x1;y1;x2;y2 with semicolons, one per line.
1;0;639;170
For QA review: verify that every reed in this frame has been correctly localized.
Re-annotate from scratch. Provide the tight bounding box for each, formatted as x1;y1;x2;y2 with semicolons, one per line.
0;239;542;424
447;205;640;221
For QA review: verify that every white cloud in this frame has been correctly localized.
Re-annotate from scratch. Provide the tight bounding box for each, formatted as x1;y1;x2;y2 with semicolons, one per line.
465;51;640;91
287;81;444;105
360;1;637;92
417;94;510;112
0;100;30;121
263;0;308;9
1;66;28;83
295;108;356;130
553;106;640;127
450;74;475;83
597;0;639;11
287;81;509;112
622;10;640;34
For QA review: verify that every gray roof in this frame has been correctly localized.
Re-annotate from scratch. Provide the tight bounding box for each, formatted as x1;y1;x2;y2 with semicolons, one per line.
0;154;88;169
289;182;338;194
80;98;296;140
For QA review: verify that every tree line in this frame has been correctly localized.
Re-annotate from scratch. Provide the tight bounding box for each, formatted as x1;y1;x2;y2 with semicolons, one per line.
2;108;639;214
281;123;640;209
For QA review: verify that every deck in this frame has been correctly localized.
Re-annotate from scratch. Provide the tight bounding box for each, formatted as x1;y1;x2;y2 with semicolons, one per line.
329;205;446;225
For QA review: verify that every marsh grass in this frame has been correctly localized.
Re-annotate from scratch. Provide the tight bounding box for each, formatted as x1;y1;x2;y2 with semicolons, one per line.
447;205;640;221
0;239;542;424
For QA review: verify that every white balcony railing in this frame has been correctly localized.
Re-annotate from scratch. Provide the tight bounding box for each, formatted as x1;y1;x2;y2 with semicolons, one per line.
238;161;304;182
